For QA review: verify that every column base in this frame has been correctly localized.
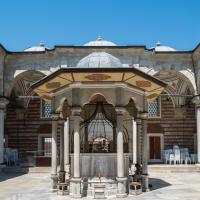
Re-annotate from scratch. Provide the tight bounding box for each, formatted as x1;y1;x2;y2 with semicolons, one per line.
58;171;66;183
50;174;58;192
70;177;82;198
141;174;149;192
65;164;71;180
116;177;127;198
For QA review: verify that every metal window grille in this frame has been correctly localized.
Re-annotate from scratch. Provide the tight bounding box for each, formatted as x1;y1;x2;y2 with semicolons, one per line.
44;137;52;157
148;98;160;118
42;100;52;118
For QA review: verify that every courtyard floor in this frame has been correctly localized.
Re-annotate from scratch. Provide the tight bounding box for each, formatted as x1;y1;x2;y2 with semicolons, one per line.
0;171;200;200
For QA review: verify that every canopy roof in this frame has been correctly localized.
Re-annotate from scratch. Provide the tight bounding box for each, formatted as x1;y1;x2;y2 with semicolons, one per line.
31;67;167;102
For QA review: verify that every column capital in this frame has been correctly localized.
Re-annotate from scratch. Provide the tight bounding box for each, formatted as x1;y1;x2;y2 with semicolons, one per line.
194;102;200;108
71;106;81;116
0;97;9;109
138;112;148;120
51;113;60;121
136;118;142;124
192;95;200;107
115;107;126;115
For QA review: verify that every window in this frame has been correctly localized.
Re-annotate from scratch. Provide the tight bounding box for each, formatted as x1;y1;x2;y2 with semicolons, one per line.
41;100;52;118
148;98;161;118
43;137;52;157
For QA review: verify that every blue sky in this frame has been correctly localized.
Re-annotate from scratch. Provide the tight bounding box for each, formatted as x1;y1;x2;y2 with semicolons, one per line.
0;0;200;51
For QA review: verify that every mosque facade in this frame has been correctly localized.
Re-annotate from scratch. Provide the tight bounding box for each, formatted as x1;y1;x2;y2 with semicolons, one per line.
0;37;200;197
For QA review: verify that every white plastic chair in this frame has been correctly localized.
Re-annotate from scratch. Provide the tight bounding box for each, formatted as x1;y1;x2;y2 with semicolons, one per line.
4;148;19;166
164;149;172;164
10;149;18;165
169;153;175;164
180;148;186;164
4;148;11;165
173;148;181;164
190;154;197;164
164;150;170;164
180;150;186;164
183;148;191;164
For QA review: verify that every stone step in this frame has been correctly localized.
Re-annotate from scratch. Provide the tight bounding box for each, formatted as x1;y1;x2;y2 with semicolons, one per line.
28;167;51;173
148;164;200;173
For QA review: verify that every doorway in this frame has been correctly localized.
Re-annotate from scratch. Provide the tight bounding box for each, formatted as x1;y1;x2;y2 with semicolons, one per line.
147;133;164;163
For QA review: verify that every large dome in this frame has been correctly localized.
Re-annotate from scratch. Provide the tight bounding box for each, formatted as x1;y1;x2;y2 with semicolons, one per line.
84;36;117;46
77;52;122;68
151;42;176;52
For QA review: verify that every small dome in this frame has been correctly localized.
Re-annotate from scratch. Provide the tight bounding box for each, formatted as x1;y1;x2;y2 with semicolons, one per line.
84;36;117;46
24;43;46;52
152;41;176;52
77;52;122;68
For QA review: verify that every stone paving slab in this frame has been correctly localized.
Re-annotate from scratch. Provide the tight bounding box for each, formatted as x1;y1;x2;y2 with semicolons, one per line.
1;172;200;199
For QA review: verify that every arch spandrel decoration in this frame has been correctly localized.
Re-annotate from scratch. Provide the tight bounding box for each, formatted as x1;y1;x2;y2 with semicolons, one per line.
6;70;46;109
152;69;196;108
5;70;46;98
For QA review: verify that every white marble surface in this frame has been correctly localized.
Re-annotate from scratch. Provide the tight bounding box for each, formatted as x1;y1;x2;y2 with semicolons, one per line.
71;153;130;178
1;172;200;199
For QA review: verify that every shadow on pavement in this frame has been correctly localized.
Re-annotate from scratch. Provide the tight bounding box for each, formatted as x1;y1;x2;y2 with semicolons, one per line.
0;172;27;182
0;166;29;182
149;177;171;191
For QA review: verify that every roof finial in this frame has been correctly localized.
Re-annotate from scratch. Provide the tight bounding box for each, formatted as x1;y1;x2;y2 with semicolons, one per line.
97;36;103;41
156;41;161;46
39;41;45;47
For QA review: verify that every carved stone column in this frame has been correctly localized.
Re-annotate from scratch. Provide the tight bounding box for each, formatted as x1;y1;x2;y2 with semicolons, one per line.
192;97;200;164
132;117;137;168
140;112;149;192
50;113;59;191
195;103;200;163
70;107;82;198
64;117;70;179
58;119;65;183
116;107;127;198
113;126;116;152
0;97;9;164
136;118;142;165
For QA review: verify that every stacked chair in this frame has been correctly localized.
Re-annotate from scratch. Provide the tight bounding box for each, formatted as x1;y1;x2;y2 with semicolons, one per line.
4;148;19;166
164;145;192;164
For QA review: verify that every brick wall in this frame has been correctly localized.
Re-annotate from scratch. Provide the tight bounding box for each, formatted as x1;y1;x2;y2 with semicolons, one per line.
5;99;61;157
147;96;196;153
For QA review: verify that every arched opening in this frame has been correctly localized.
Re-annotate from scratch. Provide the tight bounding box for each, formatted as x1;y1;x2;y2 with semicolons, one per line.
8;70;45;109
154;69;196;108
4;70;50;165
79;94;129;153
80;94;116;153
